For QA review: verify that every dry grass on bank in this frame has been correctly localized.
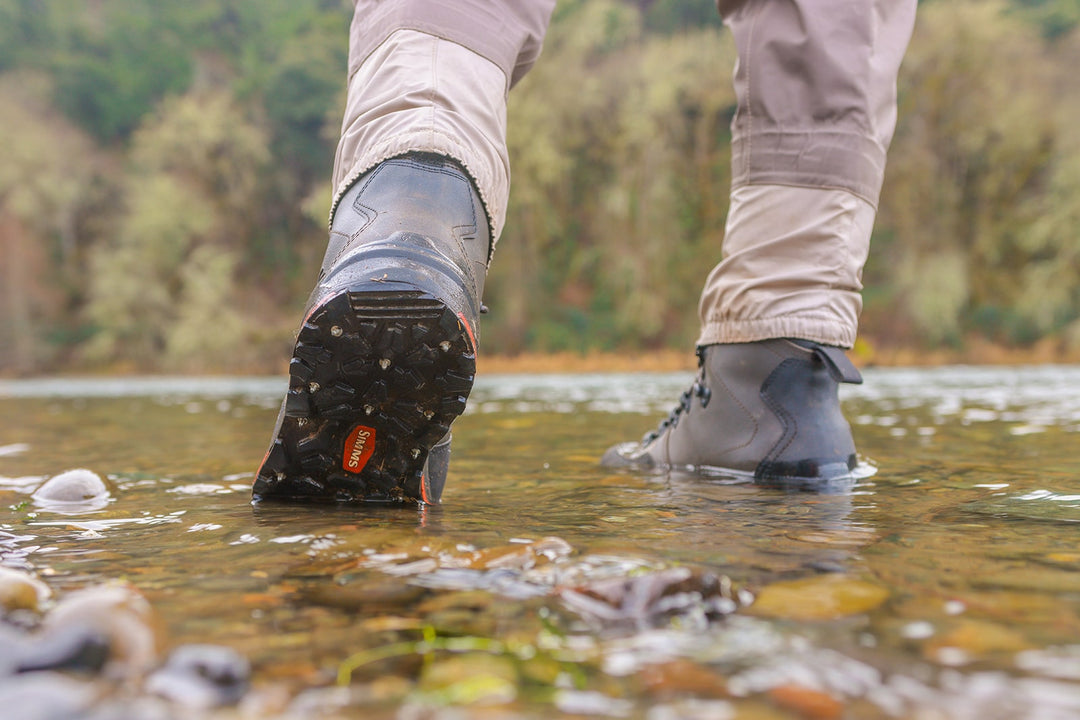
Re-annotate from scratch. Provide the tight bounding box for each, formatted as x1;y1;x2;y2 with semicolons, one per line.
475;336;1080;375
7;337;1080;379
477;349;697;375
854;335;1080;368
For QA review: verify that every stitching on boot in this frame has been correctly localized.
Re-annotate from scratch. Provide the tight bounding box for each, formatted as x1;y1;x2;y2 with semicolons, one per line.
348;200;376;236
330;163;389;268
330;157;485;292
713;377;758;453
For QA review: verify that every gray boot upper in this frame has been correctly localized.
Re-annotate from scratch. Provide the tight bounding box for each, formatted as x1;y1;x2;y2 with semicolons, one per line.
312;153;492;338
602;339;864;486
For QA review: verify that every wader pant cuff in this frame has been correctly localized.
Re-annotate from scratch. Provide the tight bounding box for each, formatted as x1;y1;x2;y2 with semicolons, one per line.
697;184;876;349
332;1;555;242
331;29;512;241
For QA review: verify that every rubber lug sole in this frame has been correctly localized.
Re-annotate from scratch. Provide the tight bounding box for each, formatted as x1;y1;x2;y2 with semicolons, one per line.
252;288;475;504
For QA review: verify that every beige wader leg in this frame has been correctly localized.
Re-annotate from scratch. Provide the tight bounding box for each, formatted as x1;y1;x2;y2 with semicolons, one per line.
332;0;555;241
700;0;917;348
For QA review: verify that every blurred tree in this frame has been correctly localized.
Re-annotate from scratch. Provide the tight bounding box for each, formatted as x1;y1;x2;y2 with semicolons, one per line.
4;0;1080;371
494;0;734;354
0;73;97;373
876;0;1061;345
593;29;734;348
0;0;58;70
235;0;347;186
495;0;642;352
198;0;349;306
48;0;194;143
84;91;270;369
1010;0;1080;39
1013;29;1080;347
642;0;724;33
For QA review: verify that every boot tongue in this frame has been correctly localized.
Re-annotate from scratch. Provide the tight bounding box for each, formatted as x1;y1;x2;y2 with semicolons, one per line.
811;344;863;385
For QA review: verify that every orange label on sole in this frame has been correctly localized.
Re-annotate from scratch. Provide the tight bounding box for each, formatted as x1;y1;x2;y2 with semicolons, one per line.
342;425;376;473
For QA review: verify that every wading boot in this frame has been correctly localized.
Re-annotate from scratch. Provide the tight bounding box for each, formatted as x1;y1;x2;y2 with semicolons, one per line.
253;153;490;505
601;339;865;490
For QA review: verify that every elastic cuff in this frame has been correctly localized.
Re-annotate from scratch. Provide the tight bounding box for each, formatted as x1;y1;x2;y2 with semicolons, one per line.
331;131;501;242
331;31;510;240
697;316;856;349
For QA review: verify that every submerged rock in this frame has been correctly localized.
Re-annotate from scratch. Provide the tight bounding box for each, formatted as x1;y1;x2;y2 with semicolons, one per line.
769;684;844;719
145;644;251;709
0;671;99;720
32;469;111;512
0;624;30;675
39;584;163;679
923;619;1031;663
639;658;730;698
749;575;889;621
3;580;253;717
15;624;111;675
0;566;51;614
81;696;176;720
559;567;739;630
418;653;518;705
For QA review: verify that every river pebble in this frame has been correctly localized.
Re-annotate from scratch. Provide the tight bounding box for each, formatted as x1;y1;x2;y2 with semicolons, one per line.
768;683;844;720
0;672;99;720
638;658;729;698
923;619;1031;663
145;644;251;709
15;623;111;674
749;575;889;621
32;468;111;511
419;653;519;705
40;584;163;679
0;624;29;675
1;574;256;715
559;567;739;630
0;566;51;613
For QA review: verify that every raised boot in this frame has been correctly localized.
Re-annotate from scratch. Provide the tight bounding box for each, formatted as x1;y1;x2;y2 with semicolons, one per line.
601;339;865;489
253;153;490;505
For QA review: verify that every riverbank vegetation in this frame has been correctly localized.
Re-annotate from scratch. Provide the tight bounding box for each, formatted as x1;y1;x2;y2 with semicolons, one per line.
1;0;1079;374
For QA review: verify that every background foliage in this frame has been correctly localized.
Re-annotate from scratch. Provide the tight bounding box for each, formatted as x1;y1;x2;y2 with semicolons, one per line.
0;0;1078;373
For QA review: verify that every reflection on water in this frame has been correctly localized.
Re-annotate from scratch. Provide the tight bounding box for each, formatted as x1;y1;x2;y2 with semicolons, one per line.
2;366;1080;717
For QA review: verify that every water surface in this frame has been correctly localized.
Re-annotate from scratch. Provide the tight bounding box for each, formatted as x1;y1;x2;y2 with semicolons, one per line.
2;367;1080;718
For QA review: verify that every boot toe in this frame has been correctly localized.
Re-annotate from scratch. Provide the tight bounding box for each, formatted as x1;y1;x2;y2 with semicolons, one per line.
599;441;657;469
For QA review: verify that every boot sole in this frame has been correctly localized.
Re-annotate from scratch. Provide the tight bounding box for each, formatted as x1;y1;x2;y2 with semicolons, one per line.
252;286;475;504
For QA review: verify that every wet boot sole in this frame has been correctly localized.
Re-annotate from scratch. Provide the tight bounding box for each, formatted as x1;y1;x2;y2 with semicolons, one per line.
252;286;475;504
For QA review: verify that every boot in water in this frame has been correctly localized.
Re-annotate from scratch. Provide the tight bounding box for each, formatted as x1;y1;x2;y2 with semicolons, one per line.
253;153;489;505
601;339;865;490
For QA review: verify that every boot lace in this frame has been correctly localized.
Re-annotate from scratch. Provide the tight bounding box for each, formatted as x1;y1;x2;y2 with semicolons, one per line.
642;347;712;444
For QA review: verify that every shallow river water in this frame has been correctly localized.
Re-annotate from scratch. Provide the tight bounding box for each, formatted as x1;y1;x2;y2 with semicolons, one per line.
3;366;1080;719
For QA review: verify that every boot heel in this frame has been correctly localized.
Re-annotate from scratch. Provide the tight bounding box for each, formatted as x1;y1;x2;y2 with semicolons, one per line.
253;286;475;504
253;153;488;505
